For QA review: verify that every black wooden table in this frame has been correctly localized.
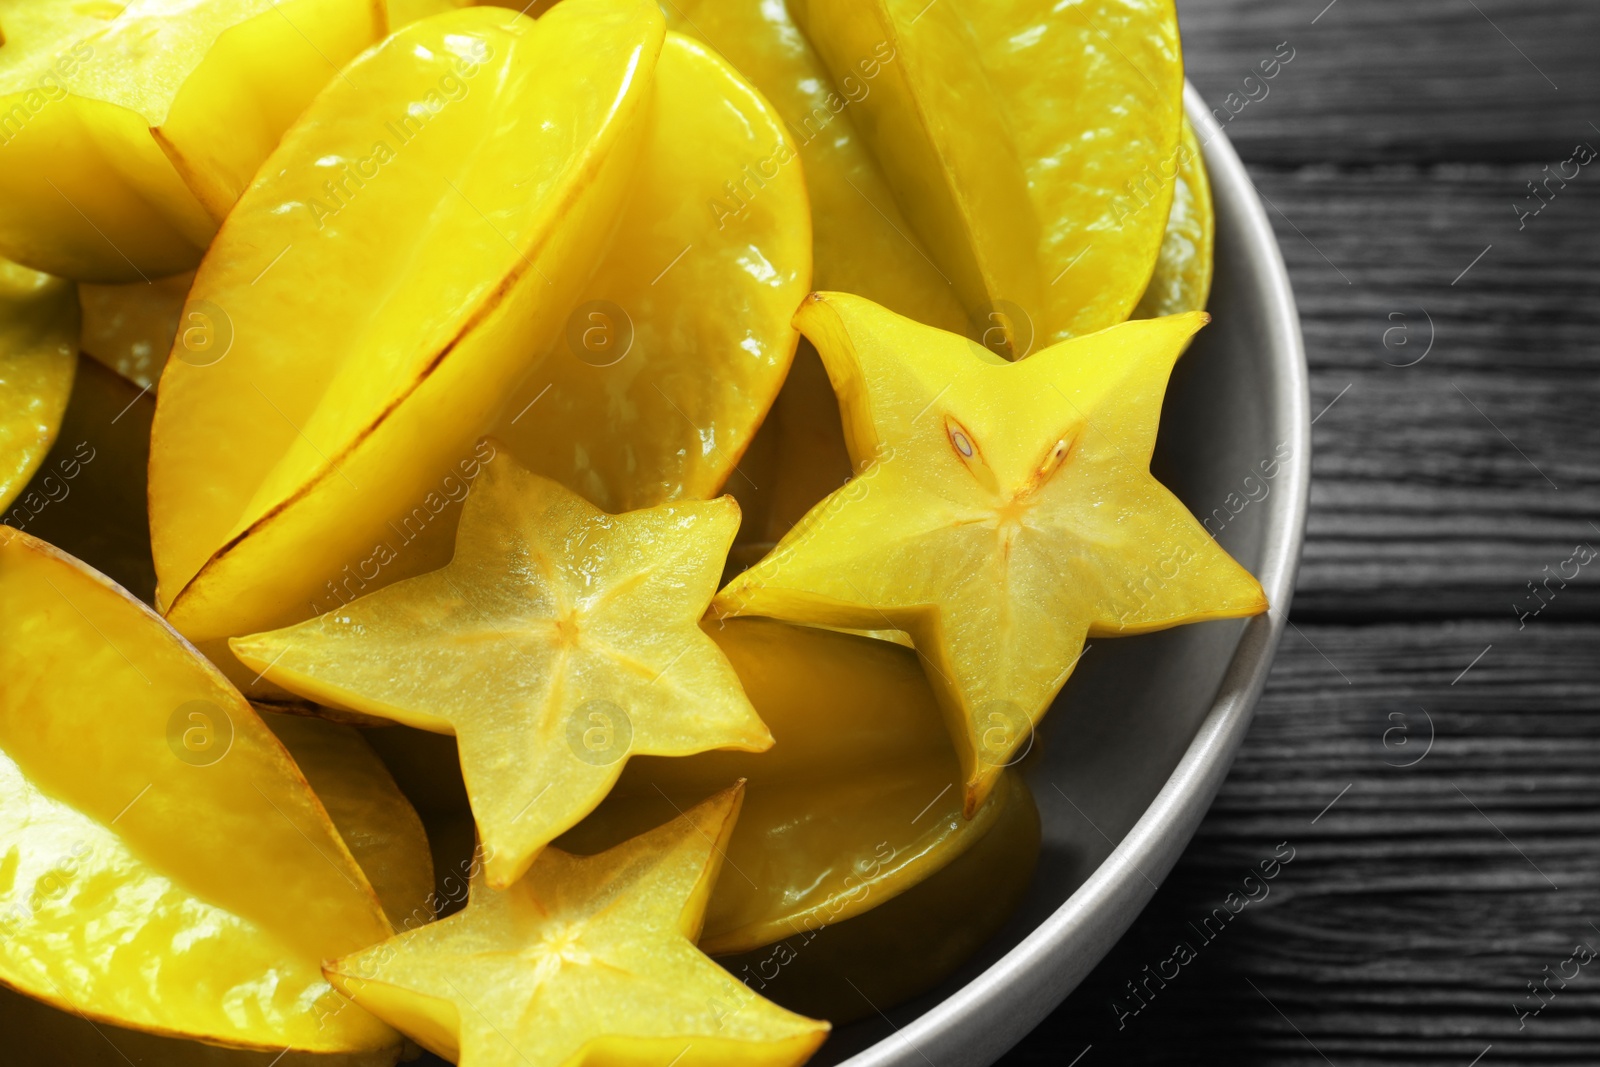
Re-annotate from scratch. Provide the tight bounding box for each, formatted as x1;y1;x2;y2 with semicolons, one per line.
1003;2;1600;1063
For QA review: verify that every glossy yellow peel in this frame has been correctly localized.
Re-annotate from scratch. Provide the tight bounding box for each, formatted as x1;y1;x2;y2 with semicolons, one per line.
231;451;773;890
0;0;1236;1052
0;710;437;1066
716;293;1267;812
788;0;1183;346
326;786;830;1067
493;30;810;513
713;749;1039;1021
956;0;1185;341
149;0;665;643
152;0;389;222
0;256;76;512
792;0;1041;347
665;0;967;335
561;617;1031;955
1135;118;1214;319
0;529;397;1053
0;0;385;281
262;712;436;931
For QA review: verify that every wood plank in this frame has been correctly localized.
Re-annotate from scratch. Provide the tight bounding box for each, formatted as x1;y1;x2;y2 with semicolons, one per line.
1178;0;1598;165
1234;164;1600;620
1004;620;1600;1064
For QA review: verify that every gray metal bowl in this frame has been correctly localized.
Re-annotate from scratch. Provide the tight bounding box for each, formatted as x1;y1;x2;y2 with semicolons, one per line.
819;84;1312;1067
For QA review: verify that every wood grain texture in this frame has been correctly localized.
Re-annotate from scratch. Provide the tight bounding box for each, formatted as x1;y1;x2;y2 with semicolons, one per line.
1006;623;1600;1065
1178;0;1597;166
1250;164;1600;620
1002;3;1600;1064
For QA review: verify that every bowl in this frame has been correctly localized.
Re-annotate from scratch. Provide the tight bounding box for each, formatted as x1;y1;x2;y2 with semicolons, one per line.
813;83;1312;1067
400;82;1307;1067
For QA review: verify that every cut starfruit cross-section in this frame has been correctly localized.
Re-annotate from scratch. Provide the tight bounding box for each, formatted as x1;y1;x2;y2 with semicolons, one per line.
326;786;830;1067
233;449;773;890
717;293;1267;813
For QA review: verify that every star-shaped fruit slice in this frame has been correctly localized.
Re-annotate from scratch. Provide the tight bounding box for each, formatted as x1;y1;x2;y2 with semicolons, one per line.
716;293;1268;812
325;785;829;1067
232;449;772;889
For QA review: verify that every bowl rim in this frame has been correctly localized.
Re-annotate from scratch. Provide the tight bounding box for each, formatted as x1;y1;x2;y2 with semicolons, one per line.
836;81;1312;1067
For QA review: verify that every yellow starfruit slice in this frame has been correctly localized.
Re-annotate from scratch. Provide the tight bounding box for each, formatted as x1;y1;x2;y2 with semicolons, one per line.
0;528;397;1053
79;270;192;389
664;0;966;335
0;0;385;281
327;787;829;1067
0;256;76;512
262;712;435;932
149;0;665;644
492;30;810;513
716;293;1268;813
561;617;1031;955
791;0;1184;346
1134;118;1214;319
231;451;773;890
10;354;154;600
713;736;1039;1021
